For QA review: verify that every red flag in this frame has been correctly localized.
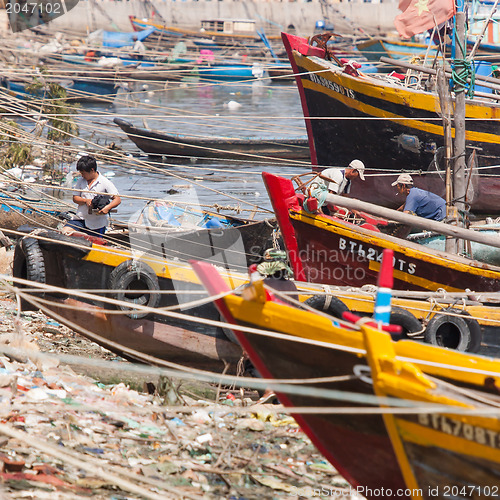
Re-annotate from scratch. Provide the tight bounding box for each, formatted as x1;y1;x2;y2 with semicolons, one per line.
394;0;455;39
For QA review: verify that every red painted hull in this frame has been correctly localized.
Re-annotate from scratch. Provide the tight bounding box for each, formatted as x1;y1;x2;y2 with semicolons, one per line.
282;32;500;215
240;330;409;498
263;172;500;292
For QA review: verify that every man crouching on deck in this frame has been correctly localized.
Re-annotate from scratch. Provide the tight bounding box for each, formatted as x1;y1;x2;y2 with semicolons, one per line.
392;173;446;221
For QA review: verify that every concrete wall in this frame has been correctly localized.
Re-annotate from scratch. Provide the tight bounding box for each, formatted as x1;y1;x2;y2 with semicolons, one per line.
45;0;399;36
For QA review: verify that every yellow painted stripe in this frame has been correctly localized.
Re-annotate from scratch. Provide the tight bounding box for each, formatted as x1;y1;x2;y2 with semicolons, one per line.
83;245;248;288
222;292;500;391
297;52;500;119
301;77;498;144
395;418;500;464
369;260;462;292
292;211;500;281
295;53;500;144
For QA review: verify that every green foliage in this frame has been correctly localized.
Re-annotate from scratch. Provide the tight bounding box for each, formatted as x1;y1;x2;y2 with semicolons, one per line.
26;79;79;141
0;120;33;169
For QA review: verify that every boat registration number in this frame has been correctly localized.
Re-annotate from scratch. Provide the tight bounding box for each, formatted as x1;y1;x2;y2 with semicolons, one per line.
418;413;500;450
338;237;416;274
309;73;355;99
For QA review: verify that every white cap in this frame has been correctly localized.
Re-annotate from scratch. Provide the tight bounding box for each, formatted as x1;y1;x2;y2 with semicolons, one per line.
391;173;414;186
348;159;365;180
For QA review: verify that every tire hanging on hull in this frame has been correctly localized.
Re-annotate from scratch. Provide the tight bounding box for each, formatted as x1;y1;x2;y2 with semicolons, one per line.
108;260;161;319
304;294;349;318
389;307;423;340
424;308;482;353
12;237;46;311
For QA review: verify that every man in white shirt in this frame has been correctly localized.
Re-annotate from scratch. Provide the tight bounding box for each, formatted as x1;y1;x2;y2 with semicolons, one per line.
132;36;146;60
319;159;366;195
64;155;121;236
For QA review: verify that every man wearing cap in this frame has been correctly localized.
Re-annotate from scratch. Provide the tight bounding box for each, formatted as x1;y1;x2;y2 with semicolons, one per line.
319;159;366;195
392;173;446;221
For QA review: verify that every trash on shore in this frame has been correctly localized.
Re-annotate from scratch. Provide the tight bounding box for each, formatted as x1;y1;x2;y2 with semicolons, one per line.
0;296;357;499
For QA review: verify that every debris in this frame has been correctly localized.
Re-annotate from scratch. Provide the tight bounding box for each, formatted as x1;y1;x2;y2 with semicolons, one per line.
0;295;356;498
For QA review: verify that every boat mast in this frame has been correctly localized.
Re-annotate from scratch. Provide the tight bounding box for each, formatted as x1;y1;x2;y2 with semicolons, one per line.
468;0;500;61
450;0;468;254
452;7;467;220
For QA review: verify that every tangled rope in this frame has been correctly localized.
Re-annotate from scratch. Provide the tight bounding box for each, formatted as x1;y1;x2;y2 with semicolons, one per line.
452;37;476;97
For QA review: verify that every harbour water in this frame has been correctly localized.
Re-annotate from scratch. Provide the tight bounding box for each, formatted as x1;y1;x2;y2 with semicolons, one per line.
63;79;311;222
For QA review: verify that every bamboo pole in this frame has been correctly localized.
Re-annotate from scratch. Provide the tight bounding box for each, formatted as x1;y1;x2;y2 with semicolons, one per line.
435;69;453;219
323;192;500;251
453;11;467;217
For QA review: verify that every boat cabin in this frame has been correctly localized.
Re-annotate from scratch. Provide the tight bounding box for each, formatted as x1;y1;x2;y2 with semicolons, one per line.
200;19;256;35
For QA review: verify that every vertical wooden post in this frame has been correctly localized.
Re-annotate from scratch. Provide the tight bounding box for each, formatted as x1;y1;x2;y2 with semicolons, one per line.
453;10;467;218
436;69;456;253
453;11;468;257
436;69;453;213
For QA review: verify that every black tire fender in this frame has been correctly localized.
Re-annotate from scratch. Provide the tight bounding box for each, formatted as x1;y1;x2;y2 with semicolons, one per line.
304;294;349;319
108;260;160;319
12;237;46;311
389;307;423;339
424;308;480;352
454;310;482;353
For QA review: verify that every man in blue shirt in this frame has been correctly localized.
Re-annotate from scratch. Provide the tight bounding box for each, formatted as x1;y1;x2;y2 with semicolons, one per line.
391;173;446;221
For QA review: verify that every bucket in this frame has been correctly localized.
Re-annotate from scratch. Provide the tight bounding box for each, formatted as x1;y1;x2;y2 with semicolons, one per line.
473;60;492;94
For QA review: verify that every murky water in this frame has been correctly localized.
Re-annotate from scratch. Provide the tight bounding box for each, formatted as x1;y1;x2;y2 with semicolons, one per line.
68;79;310;222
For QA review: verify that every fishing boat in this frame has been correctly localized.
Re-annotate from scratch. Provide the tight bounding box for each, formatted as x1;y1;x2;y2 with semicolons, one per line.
356;38;439;62
130;16;281;44
193;260;500;499
0;76;120;103
11;228;248;372
49;53;160;69
127;199;280;266
365;325;500;495
39;54;187;82
113;118;310;161
281;31;500;214
87;28;156;48
357;36;500;66
263;171;500;292
0;189;70;232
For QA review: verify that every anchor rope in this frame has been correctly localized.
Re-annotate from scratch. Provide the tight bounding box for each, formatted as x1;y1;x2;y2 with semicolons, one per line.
452;36;476;97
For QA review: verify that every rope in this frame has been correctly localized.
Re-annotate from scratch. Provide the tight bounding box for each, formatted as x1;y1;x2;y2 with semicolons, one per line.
452;36;476;97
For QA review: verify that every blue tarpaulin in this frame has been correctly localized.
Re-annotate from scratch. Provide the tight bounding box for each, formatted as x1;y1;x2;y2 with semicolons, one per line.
99;28;156;48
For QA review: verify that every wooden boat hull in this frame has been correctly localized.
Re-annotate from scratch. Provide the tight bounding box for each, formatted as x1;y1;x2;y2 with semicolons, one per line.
0;78;119;103
129;215;279;270
43;297;241;371
356;38;438;63
13;230;244;371
129;16;281;42
290;209;500;291
193;263;500;498
235;326;407;496
263;171;500;292
39;55;186;82
0;194;68;231
243;322;500;498
114;118;310;160
282;32;500;214
365;328;500;496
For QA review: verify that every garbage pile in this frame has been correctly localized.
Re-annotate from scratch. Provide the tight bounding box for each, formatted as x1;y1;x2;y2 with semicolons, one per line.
0;296;357;499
